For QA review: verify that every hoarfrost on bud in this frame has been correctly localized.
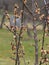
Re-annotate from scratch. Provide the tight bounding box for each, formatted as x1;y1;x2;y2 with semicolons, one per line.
46;58;49;62
13;35;16;39
24;0;27;4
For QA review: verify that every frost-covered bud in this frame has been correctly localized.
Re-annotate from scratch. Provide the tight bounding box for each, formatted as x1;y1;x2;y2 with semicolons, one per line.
47;16;49;20
44;50;47;54
48;21;49;24
41;49;44;53
39;14;45;20
46;58;49;62
14;4;19;8
13;35;16;39
47;50;49;54
6;14;10;18
20;10;23;13
45;33;47;36
24;0;27;4
37;11;40;14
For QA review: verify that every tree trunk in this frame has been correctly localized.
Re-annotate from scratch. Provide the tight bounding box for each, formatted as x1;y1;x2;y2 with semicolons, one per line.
32;0;38;65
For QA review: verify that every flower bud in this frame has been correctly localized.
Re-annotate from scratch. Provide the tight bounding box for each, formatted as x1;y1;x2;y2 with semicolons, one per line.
13;35;16;39
24;0;27;4
46;58;49;62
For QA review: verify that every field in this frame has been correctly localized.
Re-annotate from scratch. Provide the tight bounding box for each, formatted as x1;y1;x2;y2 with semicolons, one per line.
0;28;49;65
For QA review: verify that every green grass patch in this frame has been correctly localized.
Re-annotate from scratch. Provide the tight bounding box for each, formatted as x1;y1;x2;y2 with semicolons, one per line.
0;28;49;65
